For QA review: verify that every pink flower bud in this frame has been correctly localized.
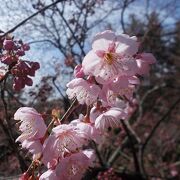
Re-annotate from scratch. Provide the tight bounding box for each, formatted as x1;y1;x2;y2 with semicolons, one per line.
1;56;13;65
28;69;35;76
13;77;25;91
23;43;30;51
24;76;33;86
86;75;95;83
30;62;40;70
3;39;14;50
16;49;25;56
74;64;85;78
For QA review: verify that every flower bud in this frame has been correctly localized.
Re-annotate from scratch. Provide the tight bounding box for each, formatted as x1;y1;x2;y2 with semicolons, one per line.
3;39;14;50
74;64;85;78
23;43;30;51
13;77;25;91
24;76;33;86
17;49;25;56
1;56;13;65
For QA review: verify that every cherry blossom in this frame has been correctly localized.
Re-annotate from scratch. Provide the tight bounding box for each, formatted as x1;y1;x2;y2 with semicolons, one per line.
70;115;101;143
14;107;46;141
3;39;15;50
39;169;58;180
14;107;46;157
0;37;40;91
74;64;85;78
136;53;156;75
100;76;140;106
90;106;127;131
42;124;86;168
55;151;92;180
82;30;139;83
13;30;156;180
66;78;101;105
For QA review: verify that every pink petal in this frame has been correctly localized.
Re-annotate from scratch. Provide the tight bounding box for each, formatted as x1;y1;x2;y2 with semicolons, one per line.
116;34;139;56
140;53;156;64
39;169;58;180
92;30;116;51
82;50;102;76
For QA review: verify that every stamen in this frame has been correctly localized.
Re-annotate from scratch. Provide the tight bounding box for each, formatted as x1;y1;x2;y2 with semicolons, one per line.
104;53;115;65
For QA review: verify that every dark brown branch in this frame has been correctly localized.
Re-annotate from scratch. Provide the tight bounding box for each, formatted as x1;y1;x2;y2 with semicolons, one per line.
5;89;26;106
121;120;141;174
92;141;105;168
135;83;166;127
108;121;140;166
55;6;86;56
52;76;66;99
121;0;135;33
139;97;180;177
0;80;27;171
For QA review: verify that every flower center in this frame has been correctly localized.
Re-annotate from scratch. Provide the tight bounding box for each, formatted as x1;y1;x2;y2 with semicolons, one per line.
104;52;116;65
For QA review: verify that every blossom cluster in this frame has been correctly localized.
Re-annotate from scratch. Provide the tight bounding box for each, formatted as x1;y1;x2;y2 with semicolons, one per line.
0;37;40;90
15;30;156;180
67;30;156;131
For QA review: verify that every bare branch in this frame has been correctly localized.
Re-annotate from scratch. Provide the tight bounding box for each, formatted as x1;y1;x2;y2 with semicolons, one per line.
0;0;65;38
139;97;180;177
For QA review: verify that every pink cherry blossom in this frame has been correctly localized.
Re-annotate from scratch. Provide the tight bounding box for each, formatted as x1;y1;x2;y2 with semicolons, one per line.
83;149;96;167
90;107;127;131
74;64;85;78
3;39;15;50
99;76;139;106
70;116;101;143
136;53;156;75
66;78;101;105
21;140;42;159
108;76;138;100
42;135;58;168
39;169;59;180
55;151;92;180
42;124;86;168
82;30;139;83
14;107;47;142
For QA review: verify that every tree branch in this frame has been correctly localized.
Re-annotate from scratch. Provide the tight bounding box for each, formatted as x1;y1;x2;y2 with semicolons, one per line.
121;120;141;174
139;97;180;177
0;0;65;38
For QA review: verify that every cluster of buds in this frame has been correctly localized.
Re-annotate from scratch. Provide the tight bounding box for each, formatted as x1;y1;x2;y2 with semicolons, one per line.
0;37;40;90
98;168;120;180
15;30;156;179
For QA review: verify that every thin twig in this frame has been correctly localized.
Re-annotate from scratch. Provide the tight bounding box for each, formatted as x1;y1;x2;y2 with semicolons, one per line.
6;89;26;106
55;6;86;56
52;76;66;99
135;83;166;127
92;141;105;168
108;122;140;166
121;120;141;174
0;0;65;38
120;0;135;33
139;97;180;177
60;98;78;123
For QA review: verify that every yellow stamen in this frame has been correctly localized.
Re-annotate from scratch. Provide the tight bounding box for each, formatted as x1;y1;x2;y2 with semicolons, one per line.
104;53;116;65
